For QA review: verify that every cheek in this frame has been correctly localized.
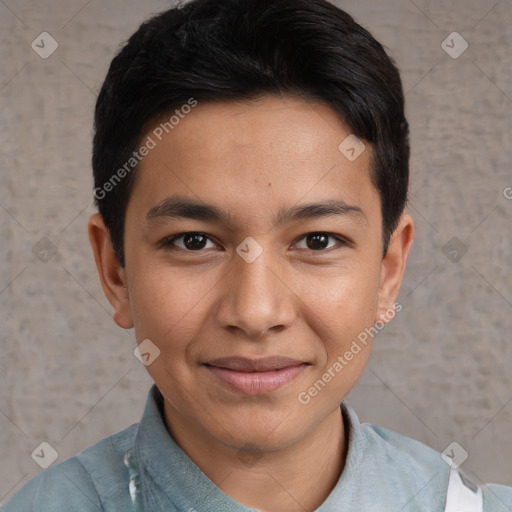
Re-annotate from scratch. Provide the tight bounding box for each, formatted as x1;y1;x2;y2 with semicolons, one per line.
127;261;212;345
127;265;213;392
299;256;381;323
296;258;381;365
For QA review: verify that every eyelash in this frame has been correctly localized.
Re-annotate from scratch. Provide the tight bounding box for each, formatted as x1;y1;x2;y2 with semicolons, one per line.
160;232;351;253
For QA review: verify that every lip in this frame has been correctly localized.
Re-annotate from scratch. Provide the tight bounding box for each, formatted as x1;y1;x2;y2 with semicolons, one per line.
204;356;308;395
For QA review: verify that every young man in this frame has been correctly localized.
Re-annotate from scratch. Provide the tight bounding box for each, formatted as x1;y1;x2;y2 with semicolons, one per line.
3;0;511;510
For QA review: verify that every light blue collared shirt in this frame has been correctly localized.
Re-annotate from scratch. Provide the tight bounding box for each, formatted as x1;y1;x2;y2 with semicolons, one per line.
2;385;511;511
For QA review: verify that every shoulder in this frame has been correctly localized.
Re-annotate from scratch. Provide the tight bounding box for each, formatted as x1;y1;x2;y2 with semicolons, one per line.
363;421;446;474
1;424;138;512
1;456;102;512
360;419;512;511
483;483;512;511
359;421;450;509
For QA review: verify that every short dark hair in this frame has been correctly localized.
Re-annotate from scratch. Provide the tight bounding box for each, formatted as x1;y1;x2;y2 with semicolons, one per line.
92;0;409;267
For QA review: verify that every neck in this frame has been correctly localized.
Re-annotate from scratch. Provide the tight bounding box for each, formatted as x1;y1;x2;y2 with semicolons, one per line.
163;404;347;512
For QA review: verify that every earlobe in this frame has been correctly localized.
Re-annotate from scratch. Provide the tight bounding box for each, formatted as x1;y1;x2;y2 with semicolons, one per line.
376;214;414;323
88;213;134;329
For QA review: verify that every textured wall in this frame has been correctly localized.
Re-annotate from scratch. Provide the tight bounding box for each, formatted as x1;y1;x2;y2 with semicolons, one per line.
1;0;511;504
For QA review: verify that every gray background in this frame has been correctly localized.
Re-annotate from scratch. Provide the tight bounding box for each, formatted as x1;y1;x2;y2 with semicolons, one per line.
1;0;511;504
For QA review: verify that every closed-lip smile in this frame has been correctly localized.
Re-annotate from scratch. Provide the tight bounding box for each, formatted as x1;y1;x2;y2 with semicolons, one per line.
203;356;309;395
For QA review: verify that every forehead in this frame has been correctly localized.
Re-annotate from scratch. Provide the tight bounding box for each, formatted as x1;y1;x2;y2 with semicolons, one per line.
128;94;380;225
143;95;360;169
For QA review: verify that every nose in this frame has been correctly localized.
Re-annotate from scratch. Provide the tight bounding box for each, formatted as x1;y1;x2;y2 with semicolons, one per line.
215;245;297;340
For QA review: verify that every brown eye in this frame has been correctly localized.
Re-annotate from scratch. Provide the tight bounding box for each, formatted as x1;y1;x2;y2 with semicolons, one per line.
162;232;216;251
182;233;208;250
306;233;329;250
295;232;347;251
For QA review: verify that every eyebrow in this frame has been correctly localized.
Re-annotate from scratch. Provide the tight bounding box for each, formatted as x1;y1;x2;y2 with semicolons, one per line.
145;195;368;227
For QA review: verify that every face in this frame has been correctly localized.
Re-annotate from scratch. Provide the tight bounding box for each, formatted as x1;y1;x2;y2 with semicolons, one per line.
89;94;413;453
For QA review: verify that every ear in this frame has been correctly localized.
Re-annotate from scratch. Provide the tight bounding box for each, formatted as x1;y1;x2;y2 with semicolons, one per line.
88;213;134;329
376;213;414;323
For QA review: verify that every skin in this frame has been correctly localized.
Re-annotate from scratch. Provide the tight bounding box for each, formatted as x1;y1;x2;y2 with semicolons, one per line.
89;94;414;511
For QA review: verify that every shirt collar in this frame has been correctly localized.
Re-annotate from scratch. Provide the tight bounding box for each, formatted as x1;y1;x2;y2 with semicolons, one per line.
134;384;369;512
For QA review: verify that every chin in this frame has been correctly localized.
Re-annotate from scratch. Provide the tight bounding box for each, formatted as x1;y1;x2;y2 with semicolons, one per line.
208;405;307;449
